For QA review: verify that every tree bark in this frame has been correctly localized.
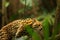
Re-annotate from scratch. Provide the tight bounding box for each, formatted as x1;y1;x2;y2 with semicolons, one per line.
52;0;60;40
2;0;8;26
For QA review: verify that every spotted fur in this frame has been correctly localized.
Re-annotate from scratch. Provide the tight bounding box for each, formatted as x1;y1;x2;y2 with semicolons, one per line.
0;18;42;40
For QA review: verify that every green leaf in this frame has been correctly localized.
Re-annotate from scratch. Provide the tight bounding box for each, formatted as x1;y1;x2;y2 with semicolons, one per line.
51;20;60;40
37;15;46;21
9;14;19;21
20;0;32;7
5;1;10;7
42;15;51;40
18;8;24;13
25;25;41;40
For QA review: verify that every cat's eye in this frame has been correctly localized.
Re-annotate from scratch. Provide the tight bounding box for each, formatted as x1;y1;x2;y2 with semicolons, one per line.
38;25;40;26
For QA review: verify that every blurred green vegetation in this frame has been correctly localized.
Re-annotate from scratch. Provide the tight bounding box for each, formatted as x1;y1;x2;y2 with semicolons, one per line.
25;25;41;40
3;0;60;40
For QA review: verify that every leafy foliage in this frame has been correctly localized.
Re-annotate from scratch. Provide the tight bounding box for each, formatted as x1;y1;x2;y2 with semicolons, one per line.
5;1;10;7
25;25;41;40
42;15;51;40
20;0;32;7
2;0;60;40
